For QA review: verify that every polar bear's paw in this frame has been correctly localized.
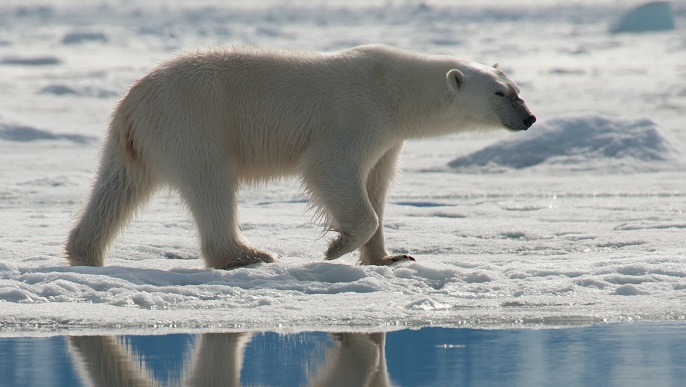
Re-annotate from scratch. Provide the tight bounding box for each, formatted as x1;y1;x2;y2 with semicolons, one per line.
218;249;280;270
361;254;416;266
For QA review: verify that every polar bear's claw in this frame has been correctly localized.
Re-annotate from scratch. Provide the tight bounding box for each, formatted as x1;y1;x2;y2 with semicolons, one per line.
361;254;415;266
390;254;416;262
219;250;279;270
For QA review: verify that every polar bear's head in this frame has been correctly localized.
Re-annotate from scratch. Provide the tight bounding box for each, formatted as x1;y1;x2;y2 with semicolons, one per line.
446;63;536;132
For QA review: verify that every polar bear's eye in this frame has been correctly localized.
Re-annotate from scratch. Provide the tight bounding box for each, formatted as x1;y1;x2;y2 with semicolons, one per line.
495;91;506;97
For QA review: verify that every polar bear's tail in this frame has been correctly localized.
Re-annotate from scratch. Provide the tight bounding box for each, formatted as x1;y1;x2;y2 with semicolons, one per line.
65;110;157;267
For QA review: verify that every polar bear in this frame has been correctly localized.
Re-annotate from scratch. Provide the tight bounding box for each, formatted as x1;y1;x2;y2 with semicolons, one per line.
65;45;535;269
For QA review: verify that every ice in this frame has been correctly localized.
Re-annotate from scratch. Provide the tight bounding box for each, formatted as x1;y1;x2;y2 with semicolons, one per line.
613;284;648;296
62;31;109;45
0;113;97;143
448;114;682;172
610;2;675;33
39;84;119;98
0;0;685;335
0;56;62;66
0;122;96;143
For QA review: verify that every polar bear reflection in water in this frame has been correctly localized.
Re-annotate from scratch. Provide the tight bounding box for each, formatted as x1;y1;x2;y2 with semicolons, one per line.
68;332;392;387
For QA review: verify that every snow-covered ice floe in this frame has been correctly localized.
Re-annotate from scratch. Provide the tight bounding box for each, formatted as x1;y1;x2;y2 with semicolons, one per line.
1;250;685;335
449;114;682;172
0;0;685;335
610;1;675;33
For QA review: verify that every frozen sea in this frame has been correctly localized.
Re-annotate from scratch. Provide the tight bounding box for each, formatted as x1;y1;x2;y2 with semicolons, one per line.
0;0;685;385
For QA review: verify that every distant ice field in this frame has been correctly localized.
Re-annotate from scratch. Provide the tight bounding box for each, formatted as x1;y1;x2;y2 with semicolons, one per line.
0;1;685;334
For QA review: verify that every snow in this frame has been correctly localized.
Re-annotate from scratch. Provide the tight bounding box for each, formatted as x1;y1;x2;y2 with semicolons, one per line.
0;120;96;144
448;114;681;172
61;32;109;45
610;2;675;33
1;0;685;335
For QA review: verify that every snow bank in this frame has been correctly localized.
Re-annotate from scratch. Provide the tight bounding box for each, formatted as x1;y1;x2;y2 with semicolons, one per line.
0;56;61;66
448;114;681;172
39;84;119;98
2;253;685;334
610;2;675;33
62;31;108;45
0;117;96;143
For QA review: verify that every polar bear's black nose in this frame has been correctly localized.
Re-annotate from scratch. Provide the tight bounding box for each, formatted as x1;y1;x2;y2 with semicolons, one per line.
523;115;536;129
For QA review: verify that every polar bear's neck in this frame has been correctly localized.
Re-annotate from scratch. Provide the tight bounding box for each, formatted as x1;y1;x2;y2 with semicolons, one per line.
380;53;474;140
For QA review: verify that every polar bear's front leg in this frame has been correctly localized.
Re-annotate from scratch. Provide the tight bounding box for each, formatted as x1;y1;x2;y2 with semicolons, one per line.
323;191;379;261
313;143;414;265
305;159;379;261
358;144;416;266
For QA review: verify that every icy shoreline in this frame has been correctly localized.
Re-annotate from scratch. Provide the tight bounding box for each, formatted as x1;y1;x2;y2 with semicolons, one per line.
2;168;685;336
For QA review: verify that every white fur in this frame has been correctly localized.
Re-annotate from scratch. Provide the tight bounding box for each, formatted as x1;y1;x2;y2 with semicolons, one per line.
65;44;535;269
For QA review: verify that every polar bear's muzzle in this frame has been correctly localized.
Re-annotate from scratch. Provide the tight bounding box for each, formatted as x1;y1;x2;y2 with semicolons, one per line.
505;97;536;131
523;114;536;130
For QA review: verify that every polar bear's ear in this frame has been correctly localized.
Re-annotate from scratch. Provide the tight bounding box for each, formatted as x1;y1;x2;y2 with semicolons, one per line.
446;69;465;91
493;63;500;69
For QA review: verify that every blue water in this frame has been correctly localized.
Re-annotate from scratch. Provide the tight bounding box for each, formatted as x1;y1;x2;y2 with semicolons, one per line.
1;324;684;386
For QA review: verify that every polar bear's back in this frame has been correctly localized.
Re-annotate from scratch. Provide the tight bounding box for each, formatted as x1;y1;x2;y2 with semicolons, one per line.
115;45;452;181
117;46;393;180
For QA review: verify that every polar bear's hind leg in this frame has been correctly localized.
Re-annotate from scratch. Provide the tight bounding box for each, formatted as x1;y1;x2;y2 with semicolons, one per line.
66;144;157;267
172;163;279;269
